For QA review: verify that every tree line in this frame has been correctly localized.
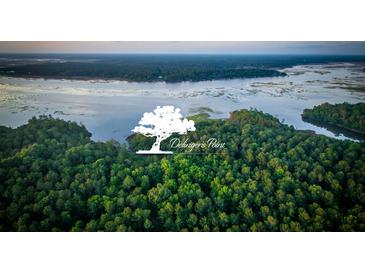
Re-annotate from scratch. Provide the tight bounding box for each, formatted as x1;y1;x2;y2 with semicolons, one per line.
302;102;365;136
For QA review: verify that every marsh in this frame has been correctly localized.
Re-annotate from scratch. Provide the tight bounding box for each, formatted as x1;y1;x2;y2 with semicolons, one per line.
0;57;364;142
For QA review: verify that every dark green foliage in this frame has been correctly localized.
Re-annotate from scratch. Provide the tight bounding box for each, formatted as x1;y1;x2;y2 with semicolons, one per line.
0;61;284;83
302;102;365;136
0;115;91;158
0;111;364;231
3;54;365;82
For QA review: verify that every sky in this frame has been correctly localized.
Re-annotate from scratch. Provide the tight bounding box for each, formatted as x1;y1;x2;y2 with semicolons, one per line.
0;42;364;54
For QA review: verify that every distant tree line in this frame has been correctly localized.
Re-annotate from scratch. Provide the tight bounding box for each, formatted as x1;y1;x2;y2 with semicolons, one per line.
2;54;365;82
0;61;285;82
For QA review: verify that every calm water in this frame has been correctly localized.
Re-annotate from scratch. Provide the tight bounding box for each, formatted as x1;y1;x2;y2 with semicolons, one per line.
0;62;364;142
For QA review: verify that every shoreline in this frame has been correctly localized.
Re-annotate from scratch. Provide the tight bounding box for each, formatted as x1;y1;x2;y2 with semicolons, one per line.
301;116;365;141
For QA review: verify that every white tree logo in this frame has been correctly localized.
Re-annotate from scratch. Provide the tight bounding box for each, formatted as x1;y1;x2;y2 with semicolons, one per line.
132;106;196;154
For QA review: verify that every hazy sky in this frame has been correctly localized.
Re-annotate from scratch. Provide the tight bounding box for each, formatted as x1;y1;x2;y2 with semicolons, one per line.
0;42;364;54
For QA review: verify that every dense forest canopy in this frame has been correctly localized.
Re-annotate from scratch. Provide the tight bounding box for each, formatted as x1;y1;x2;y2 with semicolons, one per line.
0;111;364;231
1;54;365;82
302;102;365;136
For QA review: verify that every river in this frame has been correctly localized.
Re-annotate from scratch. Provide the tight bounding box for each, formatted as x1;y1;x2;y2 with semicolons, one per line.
0;62;364;142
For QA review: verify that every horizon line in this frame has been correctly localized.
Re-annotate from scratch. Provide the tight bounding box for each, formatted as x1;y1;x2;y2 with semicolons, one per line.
1;52;365;56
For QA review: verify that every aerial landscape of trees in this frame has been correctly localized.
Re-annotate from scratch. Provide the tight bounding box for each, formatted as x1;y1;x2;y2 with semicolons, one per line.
302;102;365;137
0;109;364;231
